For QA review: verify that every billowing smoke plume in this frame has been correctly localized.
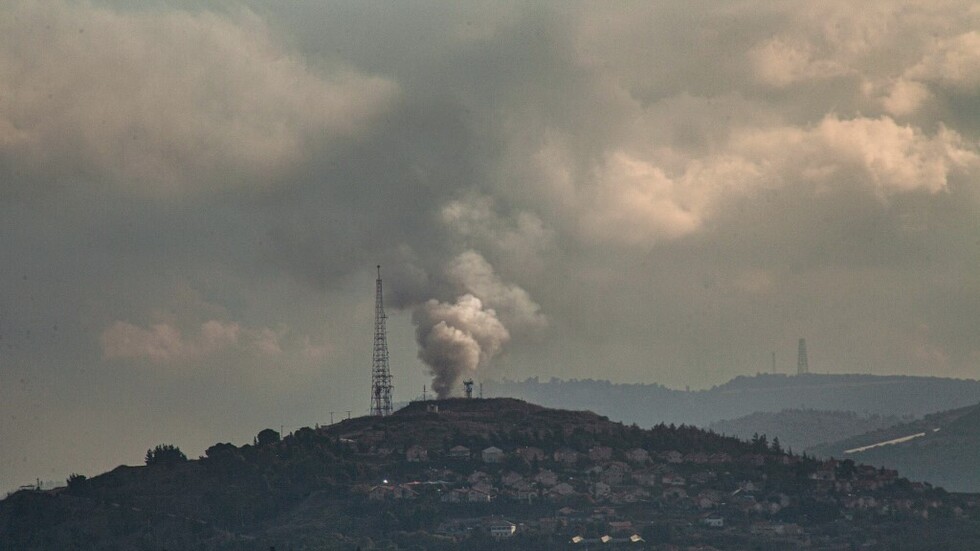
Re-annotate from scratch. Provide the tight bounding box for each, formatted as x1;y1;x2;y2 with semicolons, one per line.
447;250;547;331
413;294;510;398
413;250;545;398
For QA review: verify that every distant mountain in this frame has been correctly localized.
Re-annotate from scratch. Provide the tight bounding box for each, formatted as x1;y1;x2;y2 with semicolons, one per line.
4;398;980;550
708;409;906;452
810;402;980;492
484;373;980;427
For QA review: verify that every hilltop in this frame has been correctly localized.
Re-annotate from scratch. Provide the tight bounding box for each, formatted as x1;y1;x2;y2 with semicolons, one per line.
2;398;980;550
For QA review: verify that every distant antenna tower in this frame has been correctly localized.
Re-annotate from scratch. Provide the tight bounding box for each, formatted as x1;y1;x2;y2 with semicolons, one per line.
797;338;809;375
463;379;474;399
370;265;393;416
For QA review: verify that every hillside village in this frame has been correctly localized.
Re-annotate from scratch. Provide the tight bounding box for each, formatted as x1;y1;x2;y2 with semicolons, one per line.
2;398;979;550
338;400;976;549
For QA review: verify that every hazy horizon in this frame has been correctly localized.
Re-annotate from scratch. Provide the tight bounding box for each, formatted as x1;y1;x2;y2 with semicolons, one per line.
3;1;980;492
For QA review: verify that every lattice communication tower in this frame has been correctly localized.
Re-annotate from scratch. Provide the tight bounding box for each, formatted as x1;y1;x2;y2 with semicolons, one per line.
797;338;809;375
370;265;393;416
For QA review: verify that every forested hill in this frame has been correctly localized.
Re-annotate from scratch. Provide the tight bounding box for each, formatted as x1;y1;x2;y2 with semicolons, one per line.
483;374;980;428
0;399;779;550
810;402;980;492
3;397;980;550
708;409;905;453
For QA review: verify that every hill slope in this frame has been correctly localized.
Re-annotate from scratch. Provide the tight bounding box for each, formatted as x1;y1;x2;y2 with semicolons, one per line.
810;402;980;492
2;398;980;550
708;409;905;452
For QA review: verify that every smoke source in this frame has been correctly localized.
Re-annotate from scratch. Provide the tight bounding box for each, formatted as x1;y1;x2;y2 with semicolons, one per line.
413;294;510;398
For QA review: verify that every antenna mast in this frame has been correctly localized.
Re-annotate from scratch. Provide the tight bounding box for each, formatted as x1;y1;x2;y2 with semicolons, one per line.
797;338;809;375
371;265;393;416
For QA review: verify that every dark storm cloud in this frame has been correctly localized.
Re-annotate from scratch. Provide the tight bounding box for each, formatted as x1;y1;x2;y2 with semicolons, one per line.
2;0;980;491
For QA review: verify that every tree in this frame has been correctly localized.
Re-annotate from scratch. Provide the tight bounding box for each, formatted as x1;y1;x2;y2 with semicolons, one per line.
205;442;238;459
255;428;281;447
66;473;86;489
145;444;187;466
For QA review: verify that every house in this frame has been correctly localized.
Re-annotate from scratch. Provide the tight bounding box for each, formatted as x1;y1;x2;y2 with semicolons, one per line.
690;471;716;484
600;462;631;485
632;471;659;487
449;445;471;459
467;488;493;503
554;448;579;465
751;522;802;536
589;446;613;462
684;452;709;464
611;486;650;504
696;490;723;509
590;481;611;498
843;495;878;509
514;481;538;502
662;473;686;486
489;521;516;538
556;506;579;518
482;446;505;463
369;484;418;501
663;450;683;464
708;452;733;464
471;480;494;494
534;469;558;487
592;506;616;518
547;482;576;499
701;515;724;528
405;445;428;462
468;471;491;484
625;448;650;464
515;446;546;462
501;471;525;488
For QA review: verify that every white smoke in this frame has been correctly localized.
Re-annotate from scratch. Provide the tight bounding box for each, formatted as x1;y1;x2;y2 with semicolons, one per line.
413;250;545;398
413;294;510;398
447;250;548;331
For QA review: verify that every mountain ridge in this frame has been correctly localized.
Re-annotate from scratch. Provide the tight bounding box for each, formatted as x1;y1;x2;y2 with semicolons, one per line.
484;373;980;427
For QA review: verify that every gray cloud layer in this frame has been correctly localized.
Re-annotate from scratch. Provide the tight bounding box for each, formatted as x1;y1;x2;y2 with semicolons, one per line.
2;0;980;490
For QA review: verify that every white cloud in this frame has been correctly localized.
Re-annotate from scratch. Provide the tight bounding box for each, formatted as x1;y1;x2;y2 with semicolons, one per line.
907;31;980;92
878;78;932;116
735;116;978;195
101;321;196;363
441;197;554;273
749;37;851;88
100;318;285;363
539;114;976;247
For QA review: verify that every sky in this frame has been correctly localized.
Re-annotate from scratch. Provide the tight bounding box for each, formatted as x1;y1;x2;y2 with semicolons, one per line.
2;0;980;490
